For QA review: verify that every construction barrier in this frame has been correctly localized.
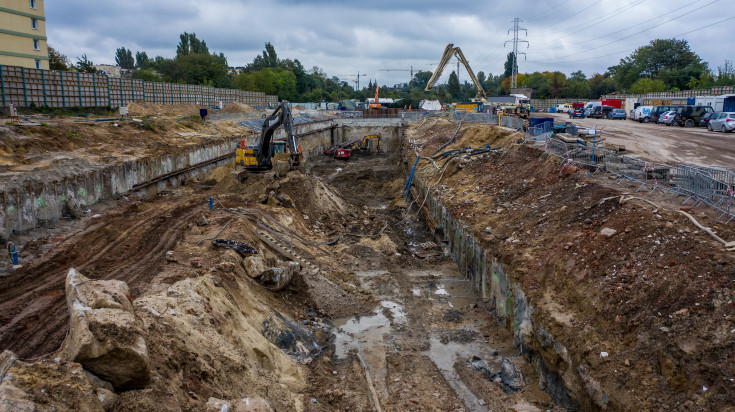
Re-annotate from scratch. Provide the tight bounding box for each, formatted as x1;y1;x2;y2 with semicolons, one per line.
452;111;499;124
535;132;735;222
0;64;278;109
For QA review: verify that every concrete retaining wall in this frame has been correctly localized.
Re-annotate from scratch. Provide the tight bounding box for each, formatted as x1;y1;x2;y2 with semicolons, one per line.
0;138;238;238
0;119;346;238
411;175;594;410
333;119;405;154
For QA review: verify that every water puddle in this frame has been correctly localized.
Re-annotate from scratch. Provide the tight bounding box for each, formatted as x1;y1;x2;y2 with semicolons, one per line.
427;335;500;412
333;300;405;359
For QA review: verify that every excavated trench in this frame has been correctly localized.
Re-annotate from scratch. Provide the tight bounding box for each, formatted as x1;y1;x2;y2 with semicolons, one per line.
303;152;558;411
0;120;631;410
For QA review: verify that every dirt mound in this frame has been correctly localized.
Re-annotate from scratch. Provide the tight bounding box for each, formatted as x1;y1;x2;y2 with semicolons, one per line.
127;102;205;117
279;171;350;219
220;102;256;114
455;124;520;149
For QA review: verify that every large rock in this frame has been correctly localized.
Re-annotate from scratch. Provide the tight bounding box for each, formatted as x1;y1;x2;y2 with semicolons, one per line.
500;357;525;393
262;261;300;287
273;159;291;178
0;350;106;411
242;255;267;279
65;268;151;390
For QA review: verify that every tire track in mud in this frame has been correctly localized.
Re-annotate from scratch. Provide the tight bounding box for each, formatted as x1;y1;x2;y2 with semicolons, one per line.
0;198;201;359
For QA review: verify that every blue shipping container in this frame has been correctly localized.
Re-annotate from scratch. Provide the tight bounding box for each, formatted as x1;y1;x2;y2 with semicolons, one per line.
724;96;735;112
529;118;554;128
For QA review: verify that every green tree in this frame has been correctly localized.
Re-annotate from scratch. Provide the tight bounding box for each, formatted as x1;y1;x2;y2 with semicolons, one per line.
47;45;69;71
629;78;666;93
589;73;615;97
176;32;209;57
409;71;432;90
132;68;163;82
115;47;134;69
524;72;551;97
235;68;297;100
75;54;97;73
135;51;150;69
447;71;460;99
503;52;516;79
566;70;591;98
608;39;708;91
715;60;735;86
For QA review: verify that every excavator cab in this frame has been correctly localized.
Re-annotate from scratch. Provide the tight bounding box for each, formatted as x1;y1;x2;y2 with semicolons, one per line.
236;101;302;172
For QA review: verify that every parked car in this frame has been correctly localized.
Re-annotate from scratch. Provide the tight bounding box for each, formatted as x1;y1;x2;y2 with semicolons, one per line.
699;111;717;127
610;109;627;119
708;112;735;132
658;111;678;125
673;105;714;127
650;105;680;123
568;107;585;118
556;104;572;113
589;105;615;119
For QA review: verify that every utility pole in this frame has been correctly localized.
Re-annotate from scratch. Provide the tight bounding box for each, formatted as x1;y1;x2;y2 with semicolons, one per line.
504;18;529;90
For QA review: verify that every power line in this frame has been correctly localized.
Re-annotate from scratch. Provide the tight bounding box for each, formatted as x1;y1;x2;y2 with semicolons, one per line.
532;0;719;63
525;0;568;22
531;0;647;47
526;14;735;66
566;0;705;48
534;0;603;31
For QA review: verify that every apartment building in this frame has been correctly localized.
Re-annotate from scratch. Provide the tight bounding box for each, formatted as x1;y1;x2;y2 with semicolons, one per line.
0;0;49;70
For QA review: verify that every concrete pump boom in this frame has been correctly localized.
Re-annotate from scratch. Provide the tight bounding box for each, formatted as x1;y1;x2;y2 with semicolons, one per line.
425;43;487;101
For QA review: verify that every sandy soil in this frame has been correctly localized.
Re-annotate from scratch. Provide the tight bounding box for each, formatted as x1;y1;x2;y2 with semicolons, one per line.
542;113;735;166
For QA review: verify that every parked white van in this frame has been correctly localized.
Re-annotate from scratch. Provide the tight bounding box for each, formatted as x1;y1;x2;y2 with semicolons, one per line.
633;106;653;122
583;101;601;116
556;104;572;113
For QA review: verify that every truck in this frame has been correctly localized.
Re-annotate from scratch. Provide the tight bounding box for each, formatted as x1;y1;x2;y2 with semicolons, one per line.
555;103;572;113
601;98;623;109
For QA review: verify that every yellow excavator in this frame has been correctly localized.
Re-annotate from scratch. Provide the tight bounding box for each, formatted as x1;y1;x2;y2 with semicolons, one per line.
235;101;302;172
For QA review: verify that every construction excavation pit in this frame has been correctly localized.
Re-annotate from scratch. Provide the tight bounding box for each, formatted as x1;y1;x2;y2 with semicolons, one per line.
1;109;735;412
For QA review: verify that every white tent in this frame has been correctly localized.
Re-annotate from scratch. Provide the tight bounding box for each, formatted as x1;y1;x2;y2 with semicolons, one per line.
419;100;442;111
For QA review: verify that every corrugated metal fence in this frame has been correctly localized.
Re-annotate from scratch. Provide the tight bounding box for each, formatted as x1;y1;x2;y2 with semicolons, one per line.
0;64;278;109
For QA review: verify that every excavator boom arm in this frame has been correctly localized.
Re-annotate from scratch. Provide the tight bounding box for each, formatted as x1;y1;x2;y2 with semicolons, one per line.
454;48;486;99
256;101;297;168
425;44;487;100
425;44;456;92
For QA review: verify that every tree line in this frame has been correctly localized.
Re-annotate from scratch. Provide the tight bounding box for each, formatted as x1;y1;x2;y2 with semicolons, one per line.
46;36;734;106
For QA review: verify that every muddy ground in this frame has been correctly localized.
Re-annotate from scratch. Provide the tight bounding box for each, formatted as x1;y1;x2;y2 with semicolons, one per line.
1;113;735;411
0;142;554;411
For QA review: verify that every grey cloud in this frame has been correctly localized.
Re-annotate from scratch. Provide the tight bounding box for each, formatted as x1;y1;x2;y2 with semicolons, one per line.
45;0;728;87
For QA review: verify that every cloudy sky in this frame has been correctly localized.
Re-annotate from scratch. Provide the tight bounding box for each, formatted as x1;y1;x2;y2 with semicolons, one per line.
46;0;733;88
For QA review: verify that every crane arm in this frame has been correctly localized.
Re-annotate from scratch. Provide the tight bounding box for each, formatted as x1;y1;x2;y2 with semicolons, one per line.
425;44;487;101
424;44;456;91
454;48;487;100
